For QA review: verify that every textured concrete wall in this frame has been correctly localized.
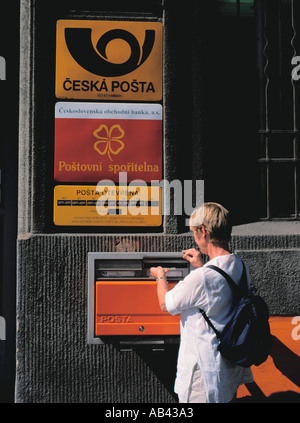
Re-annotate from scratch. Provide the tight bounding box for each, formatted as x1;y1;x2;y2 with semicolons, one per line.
232;223;300;315
15;232;300;402
16;235;189;403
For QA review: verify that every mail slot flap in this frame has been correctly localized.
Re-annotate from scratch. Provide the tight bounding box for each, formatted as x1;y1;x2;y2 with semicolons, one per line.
142;257;189;268
95;259;143;271
143;257;190;279
95;256;190;280
95;259;143;280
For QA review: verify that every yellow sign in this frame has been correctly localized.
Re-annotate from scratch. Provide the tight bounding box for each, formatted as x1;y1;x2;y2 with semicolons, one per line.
56;20;163;101
53;185;162;227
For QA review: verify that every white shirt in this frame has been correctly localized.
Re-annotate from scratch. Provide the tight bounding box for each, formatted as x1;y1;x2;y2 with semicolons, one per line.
165;253;254;403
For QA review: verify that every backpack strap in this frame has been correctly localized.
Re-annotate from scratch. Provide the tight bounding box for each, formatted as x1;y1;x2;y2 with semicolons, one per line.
198;261;248;336
207;261;248;301
198;308;221;340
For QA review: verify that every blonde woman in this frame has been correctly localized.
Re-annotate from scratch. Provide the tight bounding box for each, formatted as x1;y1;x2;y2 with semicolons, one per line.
150;203;253;403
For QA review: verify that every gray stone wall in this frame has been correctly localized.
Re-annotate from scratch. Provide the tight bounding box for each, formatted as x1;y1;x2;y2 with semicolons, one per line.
15;231;300;402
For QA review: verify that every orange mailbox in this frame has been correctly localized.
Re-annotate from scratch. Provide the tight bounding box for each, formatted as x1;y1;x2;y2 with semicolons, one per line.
88;253;192;345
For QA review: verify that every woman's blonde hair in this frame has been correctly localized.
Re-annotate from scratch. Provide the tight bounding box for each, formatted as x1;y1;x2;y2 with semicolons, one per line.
189;202;232;244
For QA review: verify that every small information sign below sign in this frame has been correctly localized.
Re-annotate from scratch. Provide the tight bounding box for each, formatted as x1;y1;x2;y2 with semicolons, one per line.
53;185;162;227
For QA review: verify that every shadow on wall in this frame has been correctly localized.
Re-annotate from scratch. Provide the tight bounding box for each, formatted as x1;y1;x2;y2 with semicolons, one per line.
238;336;300;403
134;344;179;402
135;335;300;403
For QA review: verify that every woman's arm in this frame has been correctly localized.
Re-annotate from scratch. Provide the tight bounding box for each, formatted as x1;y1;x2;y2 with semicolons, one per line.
150;266;169;311
151;256;206;315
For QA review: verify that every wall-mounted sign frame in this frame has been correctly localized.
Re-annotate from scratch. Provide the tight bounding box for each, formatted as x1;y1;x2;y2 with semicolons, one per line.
56;20;163;101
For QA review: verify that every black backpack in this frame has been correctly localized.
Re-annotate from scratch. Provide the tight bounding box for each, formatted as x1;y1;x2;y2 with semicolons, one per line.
199;261;274;368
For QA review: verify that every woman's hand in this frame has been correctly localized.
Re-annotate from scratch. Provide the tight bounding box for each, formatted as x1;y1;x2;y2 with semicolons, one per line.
182;248;204;268
150;266;168;280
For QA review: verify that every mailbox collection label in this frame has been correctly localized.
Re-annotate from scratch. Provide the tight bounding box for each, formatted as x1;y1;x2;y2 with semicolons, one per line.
55;20;163;101
54;102;162;183
53;185;162;227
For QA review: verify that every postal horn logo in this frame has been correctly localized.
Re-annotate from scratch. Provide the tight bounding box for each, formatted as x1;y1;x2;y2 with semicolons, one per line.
64;28;155;77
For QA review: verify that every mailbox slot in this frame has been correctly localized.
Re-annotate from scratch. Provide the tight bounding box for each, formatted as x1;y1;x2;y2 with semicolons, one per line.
88;252;192;345
95;257;189;281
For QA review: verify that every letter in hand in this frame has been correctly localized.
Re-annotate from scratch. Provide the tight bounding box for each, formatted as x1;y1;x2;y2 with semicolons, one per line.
182;248;204;268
